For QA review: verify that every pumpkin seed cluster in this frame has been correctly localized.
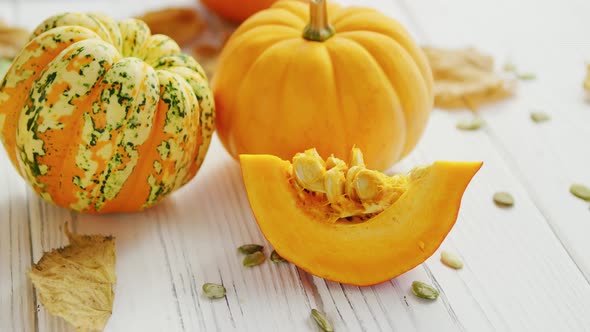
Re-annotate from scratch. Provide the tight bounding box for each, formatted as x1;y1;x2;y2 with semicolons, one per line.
290;148;413;222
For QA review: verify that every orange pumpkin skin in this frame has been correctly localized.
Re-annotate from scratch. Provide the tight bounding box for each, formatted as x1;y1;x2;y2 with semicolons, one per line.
240;153;481;286
214;1;433;171
201;0;277;23
0;13;215;213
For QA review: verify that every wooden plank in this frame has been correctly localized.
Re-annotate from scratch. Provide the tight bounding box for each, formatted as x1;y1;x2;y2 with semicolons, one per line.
384;1;590;330
395;113;590;331
2;0;589;331
0;140;36;332
393;0;590;329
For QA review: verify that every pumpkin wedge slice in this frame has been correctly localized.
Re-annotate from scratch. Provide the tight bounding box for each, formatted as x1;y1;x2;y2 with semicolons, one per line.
240;151;482;286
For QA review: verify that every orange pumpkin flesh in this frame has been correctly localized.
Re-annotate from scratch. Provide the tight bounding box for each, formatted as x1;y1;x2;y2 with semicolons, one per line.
240;154;482;286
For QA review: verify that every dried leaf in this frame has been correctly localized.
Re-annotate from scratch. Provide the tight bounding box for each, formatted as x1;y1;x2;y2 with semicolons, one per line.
29;225;116;332
0;20;29;58
138;7;206;47
192;43;221;78
423;47;515;111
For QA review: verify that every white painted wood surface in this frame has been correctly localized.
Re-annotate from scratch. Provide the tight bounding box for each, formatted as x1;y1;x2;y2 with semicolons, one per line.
1;0;590;331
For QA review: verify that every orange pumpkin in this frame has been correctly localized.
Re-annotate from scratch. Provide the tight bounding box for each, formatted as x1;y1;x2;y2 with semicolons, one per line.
240;148;482;286
0;13;215;213
200;0;277;23
214;0;433;171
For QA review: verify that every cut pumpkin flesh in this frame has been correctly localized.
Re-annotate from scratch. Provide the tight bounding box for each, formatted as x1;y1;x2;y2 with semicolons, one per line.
240;149;482;286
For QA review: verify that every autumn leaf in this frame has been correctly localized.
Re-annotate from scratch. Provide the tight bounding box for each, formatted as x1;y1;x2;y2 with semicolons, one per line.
137;7;206;47
29;225;116;332
423;47;515;111
0;20;29;58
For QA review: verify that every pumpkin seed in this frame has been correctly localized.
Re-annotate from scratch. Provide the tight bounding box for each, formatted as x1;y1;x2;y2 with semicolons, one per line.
202;283;226;299
516;73;536;80
503;62;516;73
456;118;485;131
493;192;514;207
311;309;334;332
530;112;550;123
270;250;287;263
243;251;266;267
411;281;439;300
570;184;590;201
238;244;264;254
440;251;464;269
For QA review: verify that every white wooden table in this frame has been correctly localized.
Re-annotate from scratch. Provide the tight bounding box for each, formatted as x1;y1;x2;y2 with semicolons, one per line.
1;0;590;331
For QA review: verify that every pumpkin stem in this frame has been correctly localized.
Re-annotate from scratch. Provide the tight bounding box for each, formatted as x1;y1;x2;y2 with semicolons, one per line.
303;0;335;42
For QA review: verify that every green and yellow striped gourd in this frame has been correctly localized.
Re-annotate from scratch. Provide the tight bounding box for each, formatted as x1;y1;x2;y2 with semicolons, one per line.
0;13;215;213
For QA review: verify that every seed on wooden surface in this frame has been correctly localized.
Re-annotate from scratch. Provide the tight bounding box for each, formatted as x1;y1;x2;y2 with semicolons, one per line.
411;281;439;300
243;251;266;267
311;309;334;332
530;112;550;123
456;118;485;131
238;244;264;254
570;184;590;201
493;192;514;207
517;73;536;80
202;283;226;299
440;251;464;269
270;250;287;263
503;62;516;72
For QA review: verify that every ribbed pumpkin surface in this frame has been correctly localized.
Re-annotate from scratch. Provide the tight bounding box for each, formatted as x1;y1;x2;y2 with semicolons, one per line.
0;13;215;213
213;1;433;171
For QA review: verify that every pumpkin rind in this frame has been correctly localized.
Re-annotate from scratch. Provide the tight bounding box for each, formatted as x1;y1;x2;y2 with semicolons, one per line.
201;0;277;23
214;1;433;171
0;13;215;213
240;154;481;286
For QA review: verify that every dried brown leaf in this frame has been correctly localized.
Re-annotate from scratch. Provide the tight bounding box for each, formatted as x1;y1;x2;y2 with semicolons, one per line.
423;47;515;111
29;225;116;332
192;43;221;78
0;20;29;58
193;43;221;58
138;7;206;47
